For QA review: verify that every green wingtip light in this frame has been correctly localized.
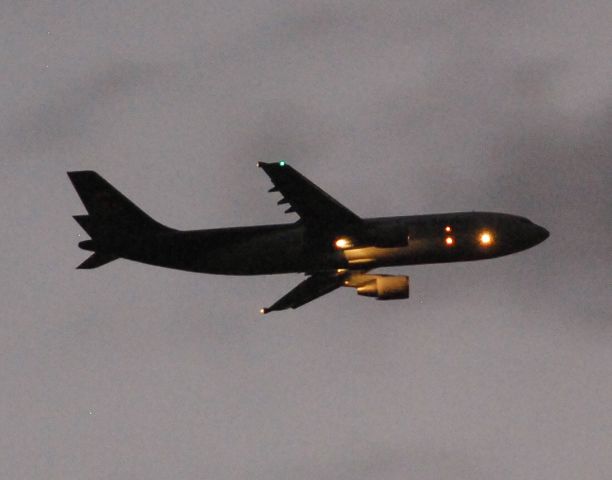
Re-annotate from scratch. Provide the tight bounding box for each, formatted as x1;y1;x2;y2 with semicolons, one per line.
279;160;286;167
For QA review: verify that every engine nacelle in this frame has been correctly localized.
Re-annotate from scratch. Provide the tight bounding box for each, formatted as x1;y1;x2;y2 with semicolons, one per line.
356;275;409;300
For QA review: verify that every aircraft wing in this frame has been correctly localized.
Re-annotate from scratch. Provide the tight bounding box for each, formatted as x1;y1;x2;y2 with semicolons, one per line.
260;271;346;314
257;162;361;229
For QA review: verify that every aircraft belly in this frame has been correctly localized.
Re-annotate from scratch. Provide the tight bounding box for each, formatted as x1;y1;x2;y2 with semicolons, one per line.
193;231;314;275
122;228;345;275
343;246;411;268
202;244;303;274
341;238;489;268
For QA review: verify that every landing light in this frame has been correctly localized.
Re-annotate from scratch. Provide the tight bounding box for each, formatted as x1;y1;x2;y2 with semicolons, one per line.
445;236;454;246
445;226;452;233
335;237;352;249
479;232;493;246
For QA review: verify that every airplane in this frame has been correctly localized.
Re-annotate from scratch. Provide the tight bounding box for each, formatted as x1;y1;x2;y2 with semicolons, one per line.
68;161;549;314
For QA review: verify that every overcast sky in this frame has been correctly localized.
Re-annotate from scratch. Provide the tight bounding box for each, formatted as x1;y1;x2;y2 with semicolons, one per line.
1;1;611;479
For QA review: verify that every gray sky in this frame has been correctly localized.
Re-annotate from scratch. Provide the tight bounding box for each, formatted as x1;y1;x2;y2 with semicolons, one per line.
2;1;611;479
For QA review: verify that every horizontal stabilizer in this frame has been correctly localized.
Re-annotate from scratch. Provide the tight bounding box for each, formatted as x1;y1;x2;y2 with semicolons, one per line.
77;252;118;269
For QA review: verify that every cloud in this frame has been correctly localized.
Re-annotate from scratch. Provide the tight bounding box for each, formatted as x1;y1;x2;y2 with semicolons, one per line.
2;2;612;479
5;61;161;157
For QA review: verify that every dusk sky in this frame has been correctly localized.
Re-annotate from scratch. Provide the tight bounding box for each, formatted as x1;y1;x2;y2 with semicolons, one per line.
2;1;611;479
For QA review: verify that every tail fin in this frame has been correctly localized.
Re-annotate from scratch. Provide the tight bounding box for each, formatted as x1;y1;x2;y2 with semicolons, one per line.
67;171;170;233
68;171;172;268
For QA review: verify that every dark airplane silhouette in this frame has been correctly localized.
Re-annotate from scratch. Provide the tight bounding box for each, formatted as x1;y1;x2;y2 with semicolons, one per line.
68;162;549;313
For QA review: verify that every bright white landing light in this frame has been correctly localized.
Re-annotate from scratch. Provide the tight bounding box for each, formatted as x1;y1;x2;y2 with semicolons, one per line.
480;232;492;245
335;238;352;249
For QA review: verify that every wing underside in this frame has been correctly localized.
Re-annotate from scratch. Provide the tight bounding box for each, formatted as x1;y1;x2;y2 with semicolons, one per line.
260;271;347;314
260;270;412;314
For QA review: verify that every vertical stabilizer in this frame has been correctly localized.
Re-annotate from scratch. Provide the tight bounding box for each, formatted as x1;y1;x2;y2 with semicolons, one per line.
68;171;173;269
67;171;171;233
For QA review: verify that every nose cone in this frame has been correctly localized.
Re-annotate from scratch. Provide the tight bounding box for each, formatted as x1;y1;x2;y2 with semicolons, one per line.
532;224;549;245
503;217;549;254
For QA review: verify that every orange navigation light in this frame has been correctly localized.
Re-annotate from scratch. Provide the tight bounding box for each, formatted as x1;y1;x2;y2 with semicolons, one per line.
479;231;493;246
335;237;353;249
445;236;454;246
445;226;452;233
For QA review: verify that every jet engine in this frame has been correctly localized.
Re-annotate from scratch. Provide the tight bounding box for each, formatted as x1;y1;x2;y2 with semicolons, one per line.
355;275;409;300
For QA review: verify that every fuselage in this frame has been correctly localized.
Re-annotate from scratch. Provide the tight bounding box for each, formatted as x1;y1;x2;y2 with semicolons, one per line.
69;166;550;313
108;211;549;275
